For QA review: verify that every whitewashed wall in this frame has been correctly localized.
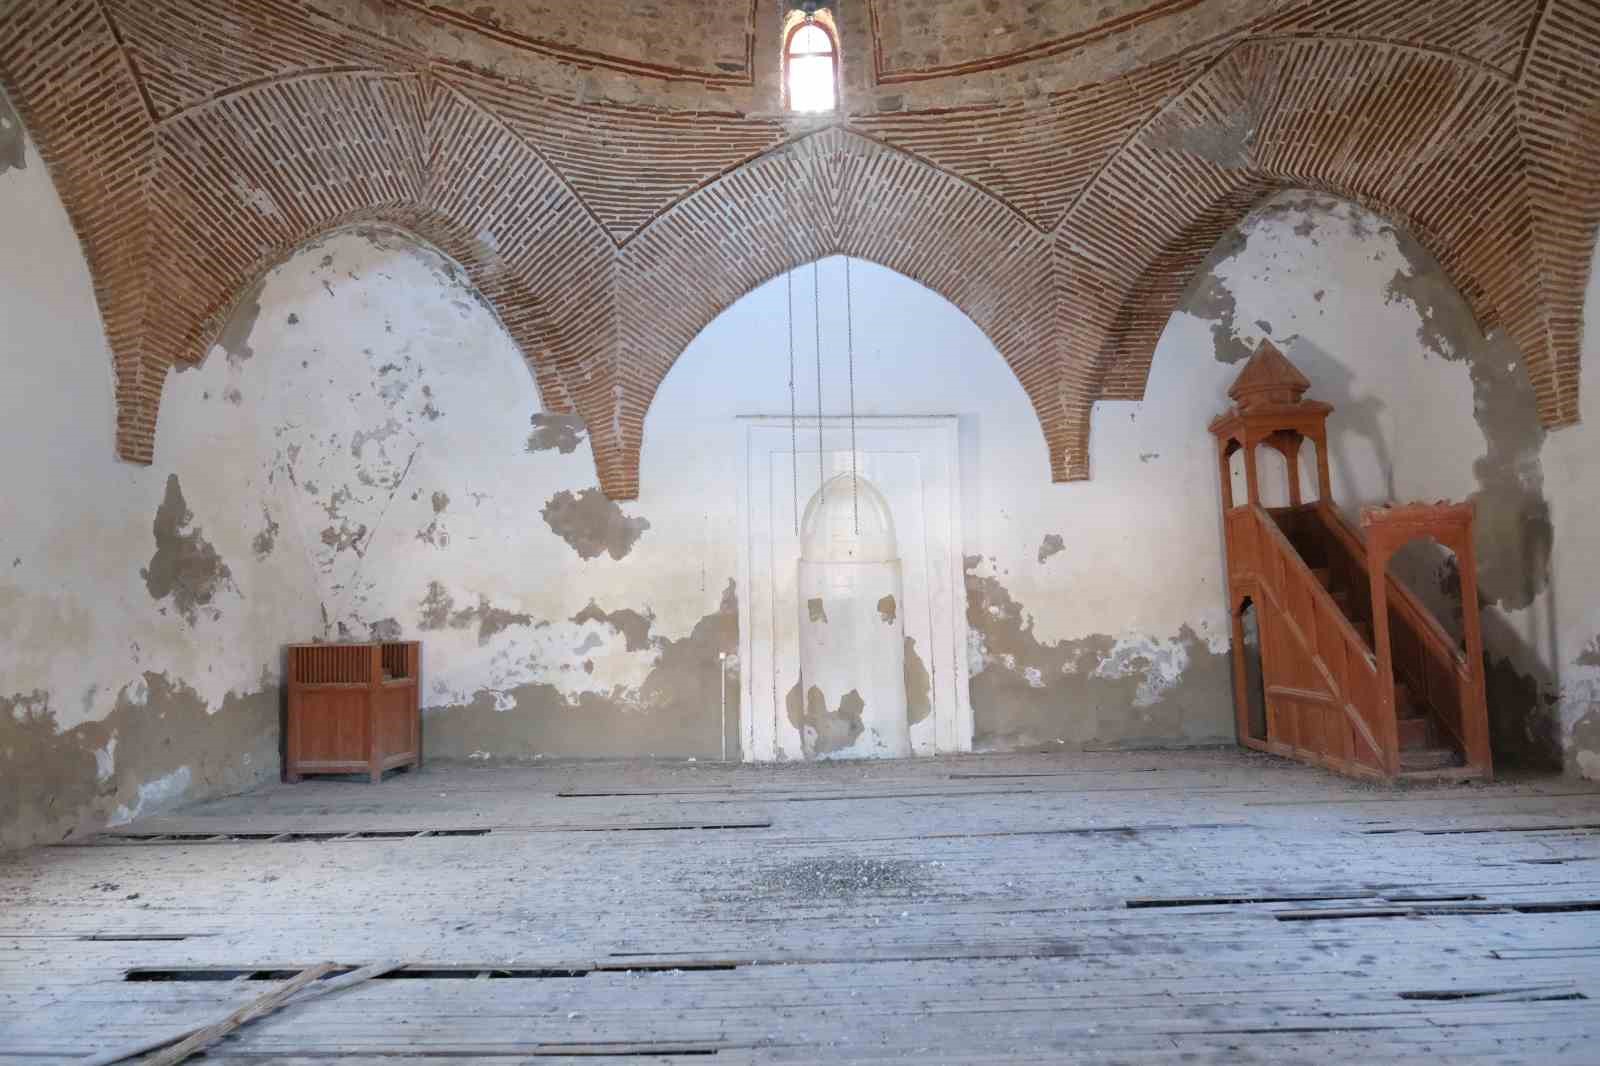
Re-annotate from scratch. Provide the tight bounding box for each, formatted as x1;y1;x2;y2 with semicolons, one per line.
4;101;1599;852
0;113;322;849
1547;244;1600;776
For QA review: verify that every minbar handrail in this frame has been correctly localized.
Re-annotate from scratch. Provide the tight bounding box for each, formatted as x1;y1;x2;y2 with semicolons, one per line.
1241;505;1389;771
1316;502;1470;676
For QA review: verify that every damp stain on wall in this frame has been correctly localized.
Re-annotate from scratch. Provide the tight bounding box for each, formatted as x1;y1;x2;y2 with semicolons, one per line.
251;507;280;559
877;595;897;625
367;617;403;641
787;683;866;755
964;556;1232;750
214;278;263;366
1563;645;1600;779
424;581;740;760
1382;227;1553;613
1146;97;1260;169
526;413;588;454
905;636;932;725
141;475;236;626
1571;704;1600;780
1578;638;1600;668
415;581;535;645
415;491;450;547
571;602;656;652
0;90;26;174
541;488;650;560
1182;194;1370;367
1180;220;1256;366
1483;652;1564;771
0;674;279;851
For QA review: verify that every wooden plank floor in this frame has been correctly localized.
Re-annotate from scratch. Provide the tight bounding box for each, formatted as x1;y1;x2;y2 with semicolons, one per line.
3;749;1599;1063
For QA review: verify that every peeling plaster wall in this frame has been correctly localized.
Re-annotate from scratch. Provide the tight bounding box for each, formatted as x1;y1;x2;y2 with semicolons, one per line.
650;255;1240;755
642;190;1586;766
1181;193;1573;772
0;113;317;850
6;94;1600;852
1547;241;1600;779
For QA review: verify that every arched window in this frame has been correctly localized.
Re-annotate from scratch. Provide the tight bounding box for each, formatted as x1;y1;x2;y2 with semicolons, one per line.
785;20;837;113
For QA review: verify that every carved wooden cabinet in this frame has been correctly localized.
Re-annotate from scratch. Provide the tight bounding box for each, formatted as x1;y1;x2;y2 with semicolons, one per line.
285;642;421;783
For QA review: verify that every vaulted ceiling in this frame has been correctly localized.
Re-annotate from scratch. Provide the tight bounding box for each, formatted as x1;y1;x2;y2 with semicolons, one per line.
1;0;1596;498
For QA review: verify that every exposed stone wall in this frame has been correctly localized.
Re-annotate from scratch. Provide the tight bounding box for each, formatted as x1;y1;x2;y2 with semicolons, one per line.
1;0;1595;500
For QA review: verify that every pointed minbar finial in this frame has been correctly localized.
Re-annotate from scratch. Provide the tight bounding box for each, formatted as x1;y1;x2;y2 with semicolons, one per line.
1227;339;1311;411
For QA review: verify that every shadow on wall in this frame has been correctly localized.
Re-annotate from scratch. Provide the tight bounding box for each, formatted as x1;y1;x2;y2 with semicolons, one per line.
1182;192;1561;773
1282;337;1395;507
1384;537;1562;770
1481;609;1563;771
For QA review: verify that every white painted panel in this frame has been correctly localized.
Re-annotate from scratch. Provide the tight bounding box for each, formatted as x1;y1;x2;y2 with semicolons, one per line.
739;417;968;761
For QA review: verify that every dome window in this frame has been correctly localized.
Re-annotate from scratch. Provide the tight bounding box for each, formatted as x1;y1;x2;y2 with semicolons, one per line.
785;20;838;113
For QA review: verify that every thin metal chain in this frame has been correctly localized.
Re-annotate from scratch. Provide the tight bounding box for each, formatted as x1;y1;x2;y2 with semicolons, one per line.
787;263;798;537
779;148;799;538
813;257;824;504
845;255;858;534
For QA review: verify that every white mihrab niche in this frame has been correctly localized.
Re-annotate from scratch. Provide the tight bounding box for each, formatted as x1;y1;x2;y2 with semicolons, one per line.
737;416;971;761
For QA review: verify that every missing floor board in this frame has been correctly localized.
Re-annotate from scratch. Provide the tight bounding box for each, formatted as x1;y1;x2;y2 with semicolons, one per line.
72;822;767;846
74;829;490;845
165;1043;723;1057
557;786;1257;801
125;961;743;982
947;768;1162;779
78;934;195;942
1510;900;1600;914
1274;899;1600;921
1127;893;1380;908
1127;891;1482;909
1362;822;1600;836
1399;985;1586;1002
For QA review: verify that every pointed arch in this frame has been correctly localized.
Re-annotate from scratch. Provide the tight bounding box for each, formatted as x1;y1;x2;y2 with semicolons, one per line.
7;4;1596;500
107;69;626;492
1051;36;1555;478
612;127;1061;496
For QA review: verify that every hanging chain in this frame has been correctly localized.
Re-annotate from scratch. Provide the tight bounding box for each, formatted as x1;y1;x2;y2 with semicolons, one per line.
780;148;799;538
813;257;825;505
787;263;798;537
845;256;858;534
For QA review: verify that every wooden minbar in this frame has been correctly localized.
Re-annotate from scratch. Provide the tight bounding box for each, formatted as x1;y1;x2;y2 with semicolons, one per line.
285;641;421;783
1210;340;1491;781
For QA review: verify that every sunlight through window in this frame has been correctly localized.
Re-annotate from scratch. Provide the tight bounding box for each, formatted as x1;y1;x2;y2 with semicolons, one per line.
786;22;836;113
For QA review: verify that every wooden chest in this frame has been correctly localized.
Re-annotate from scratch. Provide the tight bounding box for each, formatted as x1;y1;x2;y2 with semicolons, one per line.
285;642;421;783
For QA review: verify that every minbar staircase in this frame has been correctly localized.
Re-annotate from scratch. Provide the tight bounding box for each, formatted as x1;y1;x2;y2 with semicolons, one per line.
1212;343;1493;783
1309;565;1454;772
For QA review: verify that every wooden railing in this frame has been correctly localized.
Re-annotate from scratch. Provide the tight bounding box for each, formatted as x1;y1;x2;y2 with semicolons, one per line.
1313;503;1488;774
1227;505;1390;776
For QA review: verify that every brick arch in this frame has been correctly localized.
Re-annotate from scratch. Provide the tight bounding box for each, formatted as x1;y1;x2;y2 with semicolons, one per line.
8;2;1596;502
1051;37;1549;477
611;127;1060;496
121;69;627;492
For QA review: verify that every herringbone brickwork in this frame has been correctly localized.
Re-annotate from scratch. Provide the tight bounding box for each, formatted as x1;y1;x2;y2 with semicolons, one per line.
0;0;1594;497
